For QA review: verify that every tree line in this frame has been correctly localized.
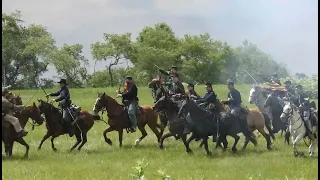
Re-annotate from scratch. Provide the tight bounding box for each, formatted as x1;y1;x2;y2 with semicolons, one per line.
2;11;292;89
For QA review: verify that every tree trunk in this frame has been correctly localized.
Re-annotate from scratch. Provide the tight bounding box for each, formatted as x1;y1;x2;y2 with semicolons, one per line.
108;65;114;87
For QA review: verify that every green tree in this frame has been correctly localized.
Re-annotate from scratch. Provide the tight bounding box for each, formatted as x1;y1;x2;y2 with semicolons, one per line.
49;44;88;88
2;11;56;88
91;33;133;86
132;23;181;78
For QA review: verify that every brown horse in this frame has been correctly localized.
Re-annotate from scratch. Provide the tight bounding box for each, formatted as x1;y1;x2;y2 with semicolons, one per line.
37;100;94;152
2;102;44;158
92;92;162;147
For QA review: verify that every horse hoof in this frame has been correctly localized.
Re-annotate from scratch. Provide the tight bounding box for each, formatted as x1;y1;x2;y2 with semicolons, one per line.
105;139;112;146
309;152;315;157
53;148;57;152
23;155;28;159
207;152;213;156
267;147;273;151
187;149;193;154
232;148;238;153
135;139;140;146
37;147;41;151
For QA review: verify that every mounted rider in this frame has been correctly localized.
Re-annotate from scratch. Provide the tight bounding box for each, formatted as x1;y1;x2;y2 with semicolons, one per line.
284;80;295;99
291;85;314;139
155;65;179;82
170;74;185;95
222;80;242;116
194;83;217;114
116;76;138;133
185;83;200;100
2;86;28;137
46;79;74;137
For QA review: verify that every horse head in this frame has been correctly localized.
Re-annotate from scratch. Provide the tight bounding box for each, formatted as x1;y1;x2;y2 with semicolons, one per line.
248;84;261;104
152;94;170;112
280;101;298;123
25;102;44;125
93;92;120;115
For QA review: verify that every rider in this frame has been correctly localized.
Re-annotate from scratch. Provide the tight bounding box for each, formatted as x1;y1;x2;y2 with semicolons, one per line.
284;80;295;99
169;74;185;97
222;80;242;116
46;79;74;137
185;83;200;100
155;65;178;82
292;85;314;140
116;76;138;132
2;92;28;137
195;83;217;114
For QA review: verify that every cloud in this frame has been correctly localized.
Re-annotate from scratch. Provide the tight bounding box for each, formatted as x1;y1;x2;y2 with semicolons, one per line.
3;0;318;77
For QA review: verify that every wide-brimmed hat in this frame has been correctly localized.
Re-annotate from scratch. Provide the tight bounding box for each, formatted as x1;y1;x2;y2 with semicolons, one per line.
125;76;133;80
171;66;177;70
227;79;234;85
284;80;291;85
57;79;68;85
187;83;194;88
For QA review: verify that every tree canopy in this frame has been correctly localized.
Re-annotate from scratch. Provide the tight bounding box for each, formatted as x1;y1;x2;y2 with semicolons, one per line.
3;11;298;89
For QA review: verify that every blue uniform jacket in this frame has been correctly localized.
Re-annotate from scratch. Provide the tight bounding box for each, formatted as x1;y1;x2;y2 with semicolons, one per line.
227;89;242;107
50;87;71;106
195;91;217;105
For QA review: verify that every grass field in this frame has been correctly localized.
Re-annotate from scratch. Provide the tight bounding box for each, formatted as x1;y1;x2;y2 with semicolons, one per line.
2;84;318;180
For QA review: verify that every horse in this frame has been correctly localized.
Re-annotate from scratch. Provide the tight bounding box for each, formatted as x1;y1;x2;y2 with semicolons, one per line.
152;95;196;153
248;85;276;140
92;92;161;147
2;102;44;158
280;102;318;157
148;78;170;137
37;99;94;152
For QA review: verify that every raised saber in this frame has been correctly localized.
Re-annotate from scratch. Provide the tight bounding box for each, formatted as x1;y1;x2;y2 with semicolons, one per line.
240;68;259;85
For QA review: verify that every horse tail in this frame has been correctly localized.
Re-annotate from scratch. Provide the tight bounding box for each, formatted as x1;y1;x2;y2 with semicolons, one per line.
262;113;275;140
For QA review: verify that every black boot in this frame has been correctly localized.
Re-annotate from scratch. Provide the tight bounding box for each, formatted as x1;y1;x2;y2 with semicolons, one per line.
305;121;314;140
18;130;28;138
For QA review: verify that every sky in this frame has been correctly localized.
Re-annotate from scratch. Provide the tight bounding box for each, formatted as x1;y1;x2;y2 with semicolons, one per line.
3;0;318;78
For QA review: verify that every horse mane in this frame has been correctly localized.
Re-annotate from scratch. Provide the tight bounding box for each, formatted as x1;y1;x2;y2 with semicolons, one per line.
104;94;122;106
80;110;91;116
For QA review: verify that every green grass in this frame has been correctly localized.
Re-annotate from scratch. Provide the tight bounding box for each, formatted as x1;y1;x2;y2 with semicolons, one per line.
3;84;318;180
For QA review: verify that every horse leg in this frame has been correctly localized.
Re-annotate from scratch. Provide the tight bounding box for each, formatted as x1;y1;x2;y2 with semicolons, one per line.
15;138;29;159
202;136;212;155
103;126;114;146
309;139;317;156
285;130;290;145
148;124;162;143
159;132;173;149
51;133;61;152
118;130;123;147
38;131;52;150
231;134;240;152
292;133;304;157
181;134;192;153
70;131;82;152
77;132;88;151
135;126;147;146
4;142;10;158
185;133;197;153
8;141;14;156
258;128;272;150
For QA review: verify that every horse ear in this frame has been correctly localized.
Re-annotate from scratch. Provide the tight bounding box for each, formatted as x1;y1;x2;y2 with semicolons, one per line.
103;92;105;96
33;102;36;107
38;99;41;102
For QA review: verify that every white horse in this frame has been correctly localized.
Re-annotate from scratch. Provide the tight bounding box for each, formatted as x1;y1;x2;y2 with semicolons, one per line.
280;102;317;157
248;85;272;115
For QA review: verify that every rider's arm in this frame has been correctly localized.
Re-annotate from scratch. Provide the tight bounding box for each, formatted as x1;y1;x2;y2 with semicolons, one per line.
54;89;68;102
49;90;61;97
158;69;170;76
196;93;213;104
122;84;137;99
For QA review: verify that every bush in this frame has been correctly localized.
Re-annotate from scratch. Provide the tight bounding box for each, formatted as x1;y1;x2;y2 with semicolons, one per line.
281;75;318;98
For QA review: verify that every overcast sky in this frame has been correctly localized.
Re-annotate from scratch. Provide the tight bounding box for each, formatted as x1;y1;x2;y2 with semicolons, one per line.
3;0;318;78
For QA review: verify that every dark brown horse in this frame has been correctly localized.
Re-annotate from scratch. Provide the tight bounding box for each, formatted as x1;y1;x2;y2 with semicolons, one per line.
2;102;44;158
92;92;162;147
148;78;169;136
37;100;94;152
